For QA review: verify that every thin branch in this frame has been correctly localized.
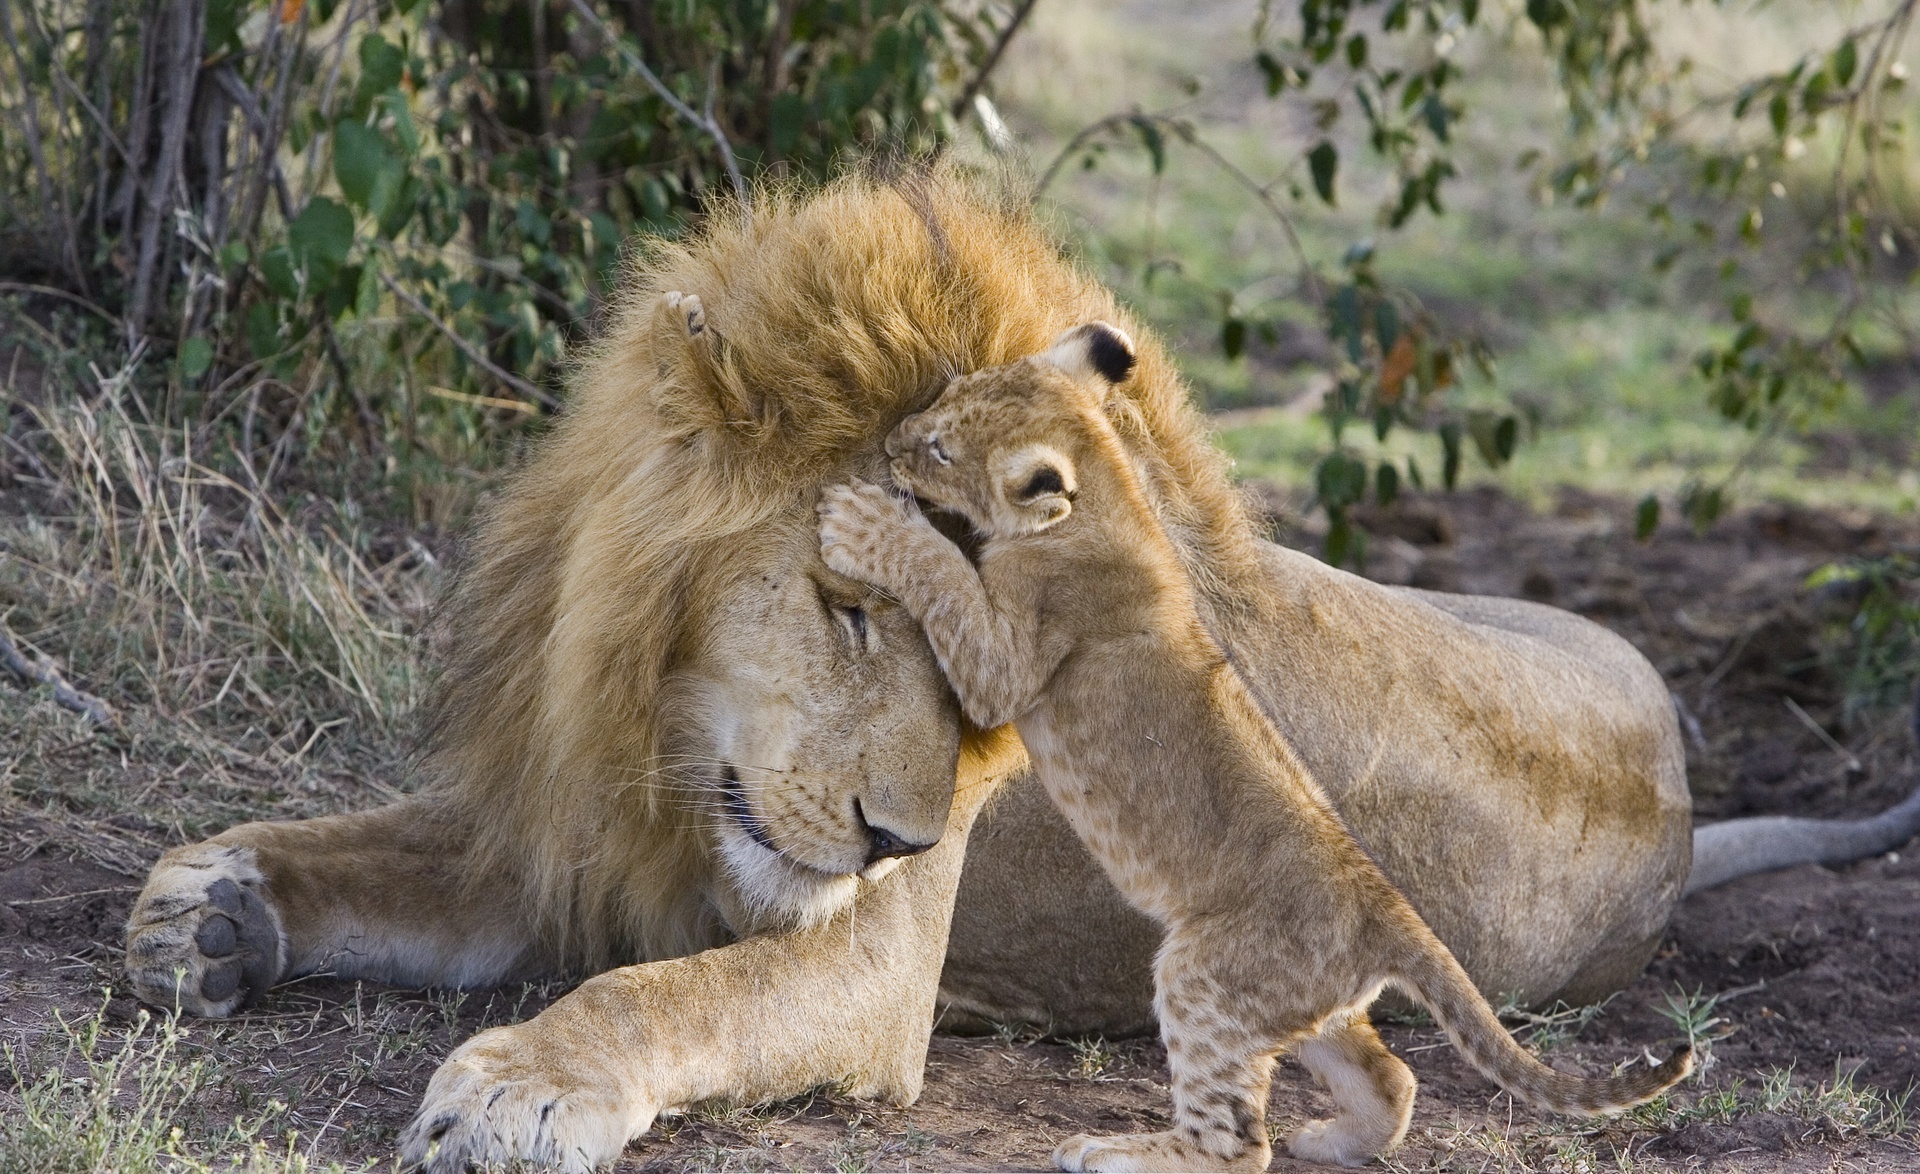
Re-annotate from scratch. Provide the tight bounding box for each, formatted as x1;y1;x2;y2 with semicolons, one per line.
1032;112;1132;199
1;626;115;727
380;273;558;409
951;0;1040;120
1034;110;1322;306
563;0;749;214
0;283;120;325
1175;131;1323;308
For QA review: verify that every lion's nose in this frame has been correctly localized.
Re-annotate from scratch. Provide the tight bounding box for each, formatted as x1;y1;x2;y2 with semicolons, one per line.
854;798;938;866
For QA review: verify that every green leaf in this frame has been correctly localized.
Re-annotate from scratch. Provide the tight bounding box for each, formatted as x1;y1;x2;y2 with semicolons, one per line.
1329;284;1360;343
1325;514;1354;567
1635;494;1660;541
1131;116;1165;174
1308;141;1339;205
1346;34;1368;70
179;337;213;380
1221;316;1246;360
333;120;387;210
1682;482;1724;533
1421;95;1450;143
367;159;409;228
1256;51;1286;97
246;301;282;360
289;197;355;284
1316;451;1368;511
1373;299;1400;352
1769;90;1790;135
1439;422;1462;489
1832;38;1857;87
1465;409;1517;468
358;34;405;97
1376;461;1399;507
354;260;381;319
259;247;299;299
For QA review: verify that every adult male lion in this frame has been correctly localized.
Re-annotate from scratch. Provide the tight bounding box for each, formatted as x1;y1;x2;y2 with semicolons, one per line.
125;174;1920;1172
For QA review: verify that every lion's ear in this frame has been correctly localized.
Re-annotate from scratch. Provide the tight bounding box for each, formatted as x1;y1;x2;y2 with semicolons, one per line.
994;444;1077;534
1037;321;1136;398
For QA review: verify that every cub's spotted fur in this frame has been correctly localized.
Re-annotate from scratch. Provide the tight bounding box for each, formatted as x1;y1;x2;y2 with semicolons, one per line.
818;323;1691;1171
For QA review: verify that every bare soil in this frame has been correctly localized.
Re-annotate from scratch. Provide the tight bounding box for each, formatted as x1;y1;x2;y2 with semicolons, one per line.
3;487;1918;1172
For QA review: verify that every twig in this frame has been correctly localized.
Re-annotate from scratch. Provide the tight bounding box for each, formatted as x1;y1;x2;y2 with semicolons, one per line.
564;0;749;215
0;626;116;727
380;273;558;409
1784;696;1863;774
1034;110;1322;306
0;282;120;325
425;386;541;414
950;0;1040;120
1033;112;1133;199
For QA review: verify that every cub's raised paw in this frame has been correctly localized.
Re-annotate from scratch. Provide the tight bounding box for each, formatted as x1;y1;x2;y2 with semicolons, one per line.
817;481;922;585
1054;1129;1267;1173
400;1025;653;1174
124;844;285;1017
659;289;706;336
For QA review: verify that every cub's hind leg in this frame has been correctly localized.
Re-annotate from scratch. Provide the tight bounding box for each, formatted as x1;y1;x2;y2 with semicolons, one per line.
1289;1010;1417;1167
1054;936;1292;1173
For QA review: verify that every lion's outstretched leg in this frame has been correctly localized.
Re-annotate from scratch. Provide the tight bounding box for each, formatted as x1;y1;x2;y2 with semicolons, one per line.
1289;1011;1417;1167
399;815;977;1174
126;795;540;1016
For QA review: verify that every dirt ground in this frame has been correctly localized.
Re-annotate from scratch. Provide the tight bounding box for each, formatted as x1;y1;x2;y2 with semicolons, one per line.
4;485;1918;1172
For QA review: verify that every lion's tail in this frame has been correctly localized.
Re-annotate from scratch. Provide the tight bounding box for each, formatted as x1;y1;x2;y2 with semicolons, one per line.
1389;945;1692;1115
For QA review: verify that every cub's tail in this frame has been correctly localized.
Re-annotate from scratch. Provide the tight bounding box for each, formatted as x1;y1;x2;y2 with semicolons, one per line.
1390;947;1692;1115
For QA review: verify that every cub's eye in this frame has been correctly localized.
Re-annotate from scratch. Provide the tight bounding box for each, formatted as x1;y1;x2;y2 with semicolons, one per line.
927;435;951;465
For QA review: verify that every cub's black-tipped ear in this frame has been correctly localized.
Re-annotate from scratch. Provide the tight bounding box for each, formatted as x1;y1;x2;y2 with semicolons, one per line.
995;444;1077;534
1038;321;1137;393
1015;464;1067;502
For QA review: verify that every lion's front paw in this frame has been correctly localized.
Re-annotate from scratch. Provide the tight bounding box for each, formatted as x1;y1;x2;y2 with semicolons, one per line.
1055;1130;1267;1173
125;844;286;1017
400;1025;653;1174
817;481;921;586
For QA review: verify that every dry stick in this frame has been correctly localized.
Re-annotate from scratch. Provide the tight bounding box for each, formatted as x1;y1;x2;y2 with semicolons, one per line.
949;0;1040;120
379;273;557;409
563;0;748;215
128;0;208;338
0;627;115;727
0;283;120;325
1784;696;1864;775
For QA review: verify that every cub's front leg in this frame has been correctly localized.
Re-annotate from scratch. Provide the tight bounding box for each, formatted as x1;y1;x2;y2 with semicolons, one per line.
817;482;1047;728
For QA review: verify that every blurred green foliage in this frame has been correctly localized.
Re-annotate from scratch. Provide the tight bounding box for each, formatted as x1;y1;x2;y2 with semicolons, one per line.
0;0;1003;457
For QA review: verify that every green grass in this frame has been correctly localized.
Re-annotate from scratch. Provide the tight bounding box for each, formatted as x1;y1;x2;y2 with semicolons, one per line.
1;996;381;1174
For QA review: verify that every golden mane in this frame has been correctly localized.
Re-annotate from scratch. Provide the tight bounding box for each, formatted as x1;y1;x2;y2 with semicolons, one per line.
423;170;1262;969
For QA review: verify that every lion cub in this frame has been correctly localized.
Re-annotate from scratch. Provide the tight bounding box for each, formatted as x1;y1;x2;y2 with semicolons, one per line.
817;322;1690;1172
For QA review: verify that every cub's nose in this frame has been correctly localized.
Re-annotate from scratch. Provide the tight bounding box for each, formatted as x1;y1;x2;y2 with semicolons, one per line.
854;798;938;866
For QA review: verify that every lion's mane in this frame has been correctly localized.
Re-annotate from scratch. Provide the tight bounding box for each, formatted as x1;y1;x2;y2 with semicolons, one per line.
423;171;1262;969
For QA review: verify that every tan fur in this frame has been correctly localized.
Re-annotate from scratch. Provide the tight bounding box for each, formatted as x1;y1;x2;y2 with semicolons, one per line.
818;327;1691;1170
121;173;1693;1172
